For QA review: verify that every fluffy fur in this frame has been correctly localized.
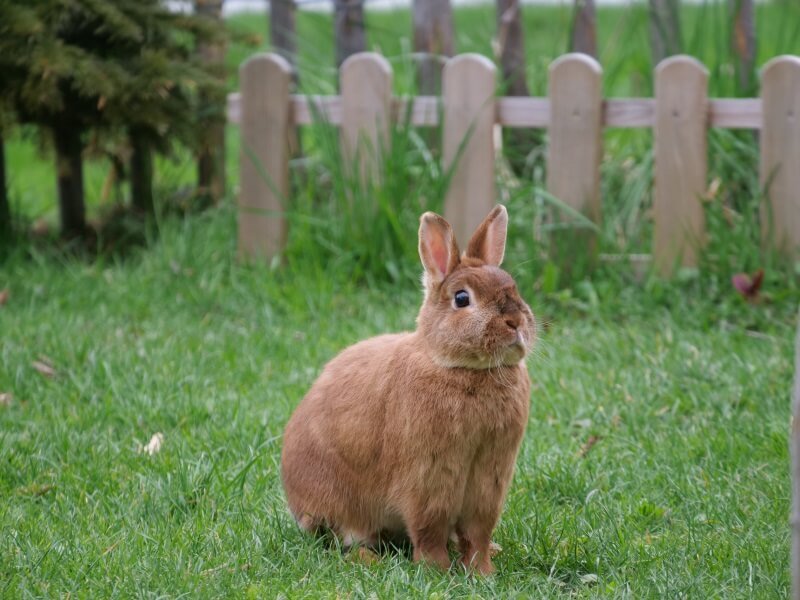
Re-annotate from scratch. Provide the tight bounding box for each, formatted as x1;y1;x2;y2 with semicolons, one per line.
281;206;535;574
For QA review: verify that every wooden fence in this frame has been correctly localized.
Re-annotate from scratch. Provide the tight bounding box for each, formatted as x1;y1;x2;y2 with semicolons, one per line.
227;52;800;275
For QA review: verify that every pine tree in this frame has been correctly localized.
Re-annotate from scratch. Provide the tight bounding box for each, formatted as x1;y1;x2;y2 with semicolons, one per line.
0;1;225;234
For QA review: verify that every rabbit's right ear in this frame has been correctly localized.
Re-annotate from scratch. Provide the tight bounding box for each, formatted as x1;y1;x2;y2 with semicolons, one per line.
419;212;460;286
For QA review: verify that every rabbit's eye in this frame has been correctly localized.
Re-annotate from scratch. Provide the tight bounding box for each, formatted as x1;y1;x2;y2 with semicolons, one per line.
454;290;470;308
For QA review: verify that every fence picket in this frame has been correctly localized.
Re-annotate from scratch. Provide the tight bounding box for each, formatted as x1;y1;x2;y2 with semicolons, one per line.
442;54;497;246
547;53;603;262
760;56;800;256
653;55;709;275
238;53;291;260
340;53;393;184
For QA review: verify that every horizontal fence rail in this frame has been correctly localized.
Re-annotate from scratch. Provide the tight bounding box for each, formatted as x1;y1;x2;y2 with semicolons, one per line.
227;95;764;130
229;51;800;275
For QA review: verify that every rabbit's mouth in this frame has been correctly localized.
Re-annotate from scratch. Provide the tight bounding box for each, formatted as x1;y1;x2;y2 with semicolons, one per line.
496;332;528;365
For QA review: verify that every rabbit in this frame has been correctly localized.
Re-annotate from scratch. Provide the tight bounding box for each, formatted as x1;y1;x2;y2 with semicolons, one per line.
281;205;535;575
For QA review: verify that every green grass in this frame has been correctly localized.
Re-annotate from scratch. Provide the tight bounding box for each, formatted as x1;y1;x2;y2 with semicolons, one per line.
0;205;794;596
2;2;799;596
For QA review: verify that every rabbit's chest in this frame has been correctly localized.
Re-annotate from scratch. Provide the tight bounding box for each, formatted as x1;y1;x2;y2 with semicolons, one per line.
451;377;529;442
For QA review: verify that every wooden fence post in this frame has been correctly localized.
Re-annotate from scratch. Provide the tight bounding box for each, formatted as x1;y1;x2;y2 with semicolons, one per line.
238;53;291;260
653;55;708;275
547;53;603;263
760;56;800;258
442;54;497;246
340;52;393;185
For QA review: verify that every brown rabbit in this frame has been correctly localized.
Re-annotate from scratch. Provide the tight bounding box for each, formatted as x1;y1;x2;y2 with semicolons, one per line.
281;205;535;575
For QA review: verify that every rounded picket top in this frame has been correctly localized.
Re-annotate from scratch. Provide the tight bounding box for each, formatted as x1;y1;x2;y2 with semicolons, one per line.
444;52;496;74
655;54;709;82
548;52;602;78
340;51;392;81
443;53;496;95
761;54;800;80
240;52;293;81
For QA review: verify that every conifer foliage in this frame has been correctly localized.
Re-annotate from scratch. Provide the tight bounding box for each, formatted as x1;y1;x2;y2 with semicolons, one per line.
0;1;226;237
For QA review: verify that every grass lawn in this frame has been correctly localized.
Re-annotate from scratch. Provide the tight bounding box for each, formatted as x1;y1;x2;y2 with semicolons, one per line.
2;1;799;596
0;205;795;596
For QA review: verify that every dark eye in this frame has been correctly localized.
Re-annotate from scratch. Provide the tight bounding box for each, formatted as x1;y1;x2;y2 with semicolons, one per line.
454;290;470;308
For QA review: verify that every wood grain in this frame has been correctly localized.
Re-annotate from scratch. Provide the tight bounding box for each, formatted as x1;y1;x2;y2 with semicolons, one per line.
340;53;393;184
442;54;497;246
653;55;709;275
547;53;603;244
760;56;800;257
238;54;291;260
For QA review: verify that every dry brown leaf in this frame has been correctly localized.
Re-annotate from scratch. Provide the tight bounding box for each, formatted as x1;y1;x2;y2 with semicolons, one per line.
32;359;56;378
0;289;8;306
489;541;503;556
0;393;12;407
578;435;602;458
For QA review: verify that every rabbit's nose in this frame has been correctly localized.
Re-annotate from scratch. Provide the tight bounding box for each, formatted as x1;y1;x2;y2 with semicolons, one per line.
505;317;519;331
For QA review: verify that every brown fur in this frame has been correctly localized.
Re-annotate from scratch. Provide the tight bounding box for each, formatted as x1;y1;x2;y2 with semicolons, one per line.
281;206;535;574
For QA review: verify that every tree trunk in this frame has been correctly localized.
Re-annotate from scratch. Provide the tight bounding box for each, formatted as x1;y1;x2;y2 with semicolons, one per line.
129;130;154;217
571;0;597;58
497;0;529;97
496;0;538;175
648;0;682;65
792;309;800;599
53;125;86;237
270;0;302;157
334;0;366;69
195;0;226;204
413;0;454;95
270;0;297;65
730;0;756;94
0;131;9;238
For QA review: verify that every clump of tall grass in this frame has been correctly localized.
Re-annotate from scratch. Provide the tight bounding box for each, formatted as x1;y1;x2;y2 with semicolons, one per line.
283;115;449;285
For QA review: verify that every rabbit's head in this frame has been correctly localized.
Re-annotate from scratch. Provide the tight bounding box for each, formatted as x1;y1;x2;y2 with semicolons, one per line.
416;206;535;369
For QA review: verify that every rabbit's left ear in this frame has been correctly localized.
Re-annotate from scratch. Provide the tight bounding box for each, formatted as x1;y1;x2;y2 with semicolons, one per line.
465;205;508;266
419;211;460;285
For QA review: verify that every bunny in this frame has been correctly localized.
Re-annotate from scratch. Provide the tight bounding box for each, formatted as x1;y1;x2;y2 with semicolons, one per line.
281;205;535;575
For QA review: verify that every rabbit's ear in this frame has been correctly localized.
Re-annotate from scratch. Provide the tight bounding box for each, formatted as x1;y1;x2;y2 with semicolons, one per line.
419;212;460;285
465;205;508;266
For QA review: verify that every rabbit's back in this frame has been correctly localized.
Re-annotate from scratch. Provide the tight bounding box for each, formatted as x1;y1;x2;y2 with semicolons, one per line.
281;333;414;537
